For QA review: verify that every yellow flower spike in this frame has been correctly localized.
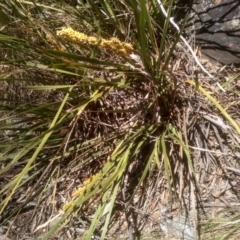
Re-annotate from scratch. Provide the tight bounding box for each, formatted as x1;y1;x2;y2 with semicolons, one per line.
46;34;65;51
109;37;121;44
62;201;74;211
124;43;133;52
72;174;99;198
117;49;127;55
83;174;97;185
57;27;89;45
88;36;98;45
100;39;111;48
57;27;133;56
72;186;86;198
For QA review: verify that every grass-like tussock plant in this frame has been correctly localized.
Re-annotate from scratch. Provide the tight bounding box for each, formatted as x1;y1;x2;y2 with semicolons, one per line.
1;0;240;239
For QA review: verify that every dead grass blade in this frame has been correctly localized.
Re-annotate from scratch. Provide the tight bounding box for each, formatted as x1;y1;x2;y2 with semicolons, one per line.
187;79;240;135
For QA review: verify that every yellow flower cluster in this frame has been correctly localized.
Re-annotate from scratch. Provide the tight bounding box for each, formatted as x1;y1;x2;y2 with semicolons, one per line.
101;37;133;56
62;174;99;211
46;34;65;51
56;27;133;56
62;201;73;211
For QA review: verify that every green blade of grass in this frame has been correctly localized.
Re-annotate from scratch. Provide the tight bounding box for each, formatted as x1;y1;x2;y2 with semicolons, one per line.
0;85;73;215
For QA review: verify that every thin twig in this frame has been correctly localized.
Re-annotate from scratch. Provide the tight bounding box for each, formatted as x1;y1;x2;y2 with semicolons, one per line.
226;167;240;176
